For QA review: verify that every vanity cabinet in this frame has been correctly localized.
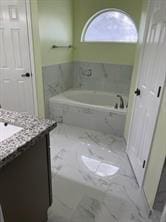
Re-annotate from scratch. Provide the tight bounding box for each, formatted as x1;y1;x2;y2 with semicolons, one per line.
0;134;52;222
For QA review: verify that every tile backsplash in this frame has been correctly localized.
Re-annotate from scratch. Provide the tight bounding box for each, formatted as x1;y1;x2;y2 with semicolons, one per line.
42;61;133;117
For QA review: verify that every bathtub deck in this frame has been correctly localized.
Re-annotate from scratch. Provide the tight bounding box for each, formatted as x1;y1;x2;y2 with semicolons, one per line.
48;123;160;222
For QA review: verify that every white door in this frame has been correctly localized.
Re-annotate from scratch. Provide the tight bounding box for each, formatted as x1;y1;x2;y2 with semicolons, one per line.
127;0;166;187
0;0;34;114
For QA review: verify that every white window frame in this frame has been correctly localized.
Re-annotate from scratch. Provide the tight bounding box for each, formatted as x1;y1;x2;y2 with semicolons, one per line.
81;8;138;43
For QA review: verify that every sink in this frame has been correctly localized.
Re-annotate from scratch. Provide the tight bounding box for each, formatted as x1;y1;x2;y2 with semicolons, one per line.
0;122;23;143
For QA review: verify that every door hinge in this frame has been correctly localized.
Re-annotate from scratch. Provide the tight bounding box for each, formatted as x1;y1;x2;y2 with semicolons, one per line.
157;86;162;98
142;160;146;169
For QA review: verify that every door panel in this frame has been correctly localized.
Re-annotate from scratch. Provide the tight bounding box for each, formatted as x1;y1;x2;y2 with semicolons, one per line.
11;29;24;69
127;0;166;186
0;0;34;114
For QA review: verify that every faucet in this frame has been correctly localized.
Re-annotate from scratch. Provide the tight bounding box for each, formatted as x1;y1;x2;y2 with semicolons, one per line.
117;95;125;109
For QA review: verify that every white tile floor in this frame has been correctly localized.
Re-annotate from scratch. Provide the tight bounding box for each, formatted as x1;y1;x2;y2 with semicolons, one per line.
48;124;161;222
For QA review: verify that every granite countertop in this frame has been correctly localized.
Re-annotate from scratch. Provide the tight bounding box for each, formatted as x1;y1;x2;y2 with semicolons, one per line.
0;109;57;169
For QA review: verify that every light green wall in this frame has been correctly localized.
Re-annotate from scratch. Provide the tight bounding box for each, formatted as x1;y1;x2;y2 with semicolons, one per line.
30;0;45;117
124;0;166;208
30;0;74;117
38;0;143;66
73;0;143;65
38;0;73;66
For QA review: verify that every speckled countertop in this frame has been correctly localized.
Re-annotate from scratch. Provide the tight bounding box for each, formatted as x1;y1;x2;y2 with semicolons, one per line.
0;109;57;169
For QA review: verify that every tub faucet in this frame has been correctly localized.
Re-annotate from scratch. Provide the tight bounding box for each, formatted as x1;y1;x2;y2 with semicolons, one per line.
117;95;125;109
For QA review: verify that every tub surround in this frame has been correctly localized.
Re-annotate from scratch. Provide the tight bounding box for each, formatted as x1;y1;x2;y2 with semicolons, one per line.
42;61;132;119
42;63;73;117
73;61;132;95
0;109;56;168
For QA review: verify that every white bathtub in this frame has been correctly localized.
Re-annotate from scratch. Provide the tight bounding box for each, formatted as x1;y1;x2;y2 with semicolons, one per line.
49;90;127;137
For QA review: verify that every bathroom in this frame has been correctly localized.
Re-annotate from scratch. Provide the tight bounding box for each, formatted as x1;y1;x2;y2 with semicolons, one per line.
0;0;166;221
42;0;133;137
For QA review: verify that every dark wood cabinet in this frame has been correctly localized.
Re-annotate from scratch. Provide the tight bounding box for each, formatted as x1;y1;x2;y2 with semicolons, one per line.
0;134;52;222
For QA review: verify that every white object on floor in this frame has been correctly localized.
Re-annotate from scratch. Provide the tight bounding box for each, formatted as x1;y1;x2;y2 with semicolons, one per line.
0;205;4;222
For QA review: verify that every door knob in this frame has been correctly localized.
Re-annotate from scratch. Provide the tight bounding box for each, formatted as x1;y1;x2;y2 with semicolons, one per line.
21;72;31;77
135;88;141;96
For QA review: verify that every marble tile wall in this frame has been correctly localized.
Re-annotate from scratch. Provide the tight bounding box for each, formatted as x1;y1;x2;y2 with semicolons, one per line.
49;100;126;137
73;61;133;95
154;159;166;212
42;63;73;117
43;61;133;117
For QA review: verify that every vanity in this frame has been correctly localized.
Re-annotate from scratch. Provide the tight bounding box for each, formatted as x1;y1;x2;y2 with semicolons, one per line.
0;109;56;222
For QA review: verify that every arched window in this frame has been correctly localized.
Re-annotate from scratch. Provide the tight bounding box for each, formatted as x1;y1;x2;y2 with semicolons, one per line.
81;9;138;43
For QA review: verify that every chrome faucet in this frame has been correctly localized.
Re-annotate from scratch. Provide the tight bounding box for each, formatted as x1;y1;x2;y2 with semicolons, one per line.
117;95;125;109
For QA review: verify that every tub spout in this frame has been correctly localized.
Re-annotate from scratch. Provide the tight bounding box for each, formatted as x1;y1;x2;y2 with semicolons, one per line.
117;95;125;109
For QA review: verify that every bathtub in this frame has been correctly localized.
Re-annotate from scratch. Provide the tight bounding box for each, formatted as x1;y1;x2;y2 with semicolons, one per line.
49;89;127;137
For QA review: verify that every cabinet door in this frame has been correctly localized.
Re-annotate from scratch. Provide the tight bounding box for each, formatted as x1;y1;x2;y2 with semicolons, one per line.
0;136;51;222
